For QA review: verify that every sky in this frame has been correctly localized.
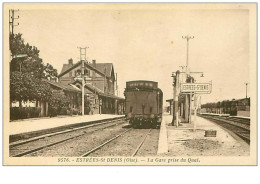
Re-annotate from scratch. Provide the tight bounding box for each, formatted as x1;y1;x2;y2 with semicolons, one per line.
13;6;250;105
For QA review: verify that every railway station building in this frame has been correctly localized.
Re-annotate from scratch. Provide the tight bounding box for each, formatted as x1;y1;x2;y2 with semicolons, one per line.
49;58;125;115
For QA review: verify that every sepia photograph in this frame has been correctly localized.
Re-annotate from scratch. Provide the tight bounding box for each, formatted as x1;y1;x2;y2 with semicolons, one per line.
3;3;257;165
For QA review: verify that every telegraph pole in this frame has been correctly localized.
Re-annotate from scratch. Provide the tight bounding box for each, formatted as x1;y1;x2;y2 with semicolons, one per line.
9;9;19;62
182;35;194;77
78;47;88;115
9;9;19;35
244;82;249;99
182;35;194;123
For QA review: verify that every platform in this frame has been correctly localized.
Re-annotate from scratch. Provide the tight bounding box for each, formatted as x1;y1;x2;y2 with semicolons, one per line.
7;114;125;135
158;114;249;156
157;113;169;154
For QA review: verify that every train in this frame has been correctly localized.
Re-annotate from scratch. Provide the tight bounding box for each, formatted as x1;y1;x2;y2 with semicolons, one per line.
124;80;163;128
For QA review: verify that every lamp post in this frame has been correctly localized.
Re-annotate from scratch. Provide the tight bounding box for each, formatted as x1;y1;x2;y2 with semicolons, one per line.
182;35;194;123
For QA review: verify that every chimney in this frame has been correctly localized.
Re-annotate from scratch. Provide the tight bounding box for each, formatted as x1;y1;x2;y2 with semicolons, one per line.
68;58;73;66
92;59;96;67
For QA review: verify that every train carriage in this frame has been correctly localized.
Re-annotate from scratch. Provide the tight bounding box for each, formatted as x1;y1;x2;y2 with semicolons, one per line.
124;80;163;128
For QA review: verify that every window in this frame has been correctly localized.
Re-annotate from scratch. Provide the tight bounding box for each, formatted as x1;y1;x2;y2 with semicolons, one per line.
76;69;81;76
150;107;153;113
130;106;133;113
84;69;88;76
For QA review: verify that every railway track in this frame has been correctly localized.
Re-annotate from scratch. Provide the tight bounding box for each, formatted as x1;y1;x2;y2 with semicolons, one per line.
10;118;127;157
200;114;250;144
81;128;152;157
131;129;152;157
209;116;250;131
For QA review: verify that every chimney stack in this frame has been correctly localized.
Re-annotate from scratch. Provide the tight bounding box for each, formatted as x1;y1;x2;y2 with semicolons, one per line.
92;59;96;67
68;58;73;66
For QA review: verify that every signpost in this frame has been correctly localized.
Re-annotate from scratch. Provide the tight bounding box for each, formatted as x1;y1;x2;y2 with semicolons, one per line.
171;36;212;131
180;82;212;131
180;83;212;94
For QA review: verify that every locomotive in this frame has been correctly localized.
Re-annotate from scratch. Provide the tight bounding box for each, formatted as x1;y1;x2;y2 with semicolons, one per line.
124;80;163;128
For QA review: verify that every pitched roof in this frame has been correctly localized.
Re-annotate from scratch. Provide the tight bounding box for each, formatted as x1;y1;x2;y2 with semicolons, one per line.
58;60;114;78
71;80;124;100
45;79;124;100
71;80;104;94
99;92;124;100
60;64;70;74
46;80;80;92
89;63;113;77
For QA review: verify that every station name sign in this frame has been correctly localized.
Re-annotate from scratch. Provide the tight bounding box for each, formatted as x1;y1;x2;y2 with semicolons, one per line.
180;83;212;93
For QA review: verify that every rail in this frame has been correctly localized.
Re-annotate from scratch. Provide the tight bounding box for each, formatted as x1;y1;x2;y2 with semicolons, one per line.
199;113;250;144
10;118;127;157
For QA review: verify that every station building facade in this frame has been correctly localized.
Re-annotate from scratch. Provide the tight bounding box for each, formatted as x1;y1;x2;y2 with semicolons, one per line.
55;59;125;115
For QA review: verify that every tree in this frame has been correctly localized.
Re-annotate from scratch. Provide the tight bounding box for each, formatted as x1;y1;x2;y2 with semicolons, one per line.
9;33;58;106
10;72;26;107
48;91;71;116
10;72;52;107
10;33;57;79
44;63;58;79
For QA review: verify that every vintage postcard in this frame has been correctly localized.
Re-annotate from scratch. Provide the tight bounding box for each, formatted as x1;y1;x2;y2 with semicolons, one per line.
3;3;257;165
